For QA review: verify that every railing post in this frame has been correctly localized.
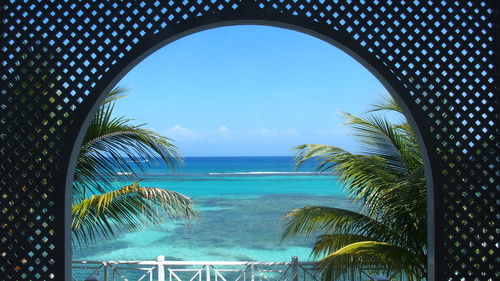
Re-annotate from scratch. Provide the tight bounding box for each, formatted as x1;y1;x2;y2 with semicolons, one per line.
250;264;255;281
206;264;211;281
157;256;165;281
291;256;298;281
103;262;108;281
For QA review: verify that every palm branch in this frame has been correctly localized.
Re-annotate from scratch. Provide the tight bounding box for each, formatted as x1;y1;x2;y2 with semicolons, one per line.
282;206;404;246
72;182;197;246
72;87;196;246
73;87;181;199
318;241;426;281
283;95;427;280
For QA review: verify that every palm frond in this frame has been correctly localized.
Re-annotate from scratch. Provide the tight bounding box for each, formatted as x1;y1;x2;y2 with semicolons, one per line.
286;94;427;279
318;241;426;281
71;87;196;248
281;206;404;247
343;112;411;173
293;144;353;173
72;182;198;246
368;94;403;115
102;86;129;105
73;91;182;198
293;145;398;216
311;233;374;258
377;178;427;252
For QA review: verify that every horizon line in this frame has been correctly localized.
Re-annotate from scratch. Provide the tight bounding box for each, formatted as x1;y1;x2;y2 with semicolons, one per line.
180;155;294;158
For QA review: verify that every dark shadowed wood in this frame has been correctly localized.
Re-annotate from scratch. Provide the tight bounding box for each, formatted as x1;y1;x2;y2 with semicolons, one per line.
0;1;497;280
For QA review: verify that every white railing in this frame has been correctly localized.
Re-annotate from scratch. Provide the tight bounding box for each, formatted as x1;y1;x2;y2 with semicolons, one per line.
72;257;397;281
72;256;329;281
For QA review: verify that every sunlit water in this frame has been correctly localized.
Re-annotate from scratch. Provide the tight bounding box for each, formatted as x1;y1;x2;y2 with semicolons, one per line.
72;157;357;262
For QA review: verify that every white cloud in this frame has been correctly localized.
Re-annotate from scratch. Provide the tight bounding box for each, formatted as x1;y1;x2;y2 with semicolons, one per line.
164;125;198;140
163;125;298;142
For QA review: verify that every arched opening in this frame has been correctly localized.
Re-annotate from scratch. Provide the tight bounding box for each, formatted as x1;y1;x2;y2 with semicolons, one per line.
3;2;497;280
66;22;436;280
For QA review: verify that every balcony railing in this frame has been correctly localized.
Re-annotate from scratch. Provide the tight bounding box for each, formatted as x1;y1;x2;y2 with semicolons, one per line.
73;256;400;281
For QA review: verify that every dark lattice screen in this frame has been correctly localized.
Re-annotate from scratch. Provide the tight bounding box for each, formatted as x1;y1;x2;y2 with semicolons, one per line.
0;1;498;280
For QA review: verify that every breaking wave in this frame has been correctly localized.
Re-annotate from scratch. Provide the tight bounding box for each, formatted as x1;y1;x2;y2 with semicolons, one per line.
208;171;315;175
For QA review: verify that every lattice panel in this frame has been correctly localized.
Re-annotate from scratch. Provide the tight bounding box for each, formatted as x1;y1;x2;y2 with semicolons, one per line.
0;1;498;280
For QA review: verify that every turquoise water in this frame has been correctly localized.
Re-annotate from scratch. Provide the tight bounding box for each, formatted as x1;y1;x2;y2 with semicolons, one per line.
72;157;356;262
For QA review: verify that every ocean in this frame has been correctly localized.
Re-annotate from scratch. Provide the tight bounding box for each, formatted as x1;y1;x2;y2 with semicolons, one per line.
72;156;356;263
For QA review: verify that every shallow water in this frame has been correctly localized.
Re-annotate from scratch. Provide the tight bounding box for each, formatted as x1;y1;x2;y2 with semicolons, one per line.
72;157;357;263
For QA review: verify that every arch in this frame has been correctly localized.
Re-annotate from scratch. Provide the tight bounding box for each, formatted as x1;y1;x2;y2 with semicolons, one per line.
68;19;437;281
1;2;497;280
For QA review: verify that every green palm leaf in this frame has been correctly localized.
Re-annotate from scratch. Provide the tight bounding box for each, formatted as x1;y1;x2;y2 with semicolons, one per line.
318;241;426;281
368;94;404;115
72;182;198;246
102;86;129;104
73;87;181;199
284;95;427;280
72;87;195;246
311;233;376;257
282;206;404;247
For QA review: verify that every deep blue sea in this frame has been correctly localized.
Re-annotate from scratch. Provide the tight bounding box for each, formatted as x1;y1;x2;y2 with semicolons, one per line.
72;156;357;262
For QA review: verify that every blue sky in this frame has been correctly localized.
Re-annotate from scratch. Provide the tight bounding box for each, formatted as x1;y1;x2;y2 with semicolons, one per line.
115;25;386;156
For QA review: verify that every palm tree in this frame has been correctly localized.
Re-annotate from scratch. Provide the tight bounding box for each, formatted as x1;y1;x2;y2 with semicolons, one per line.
72;87;197;246
282;96;427;280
